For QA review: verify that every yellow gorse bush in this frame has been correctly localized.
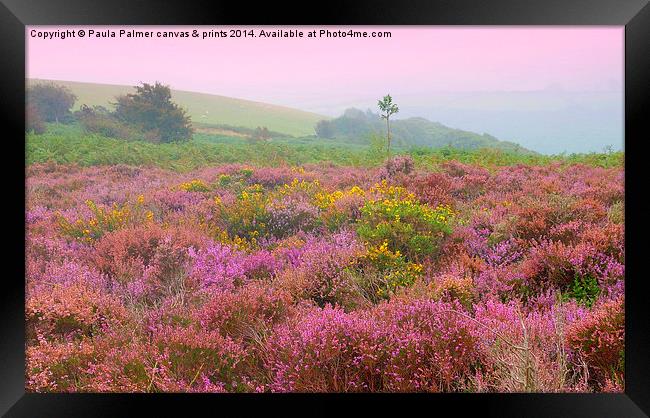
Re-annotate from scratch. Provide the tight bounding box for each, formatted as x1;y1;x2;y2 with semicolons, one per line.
314;185;365;210
213;229;258;252
178;179;211;193
369;179;415;201
358;180;456;262
365;198;454;225
57;196;149;242
207;178;455;259
239;183;265;200
277;178;321;197
359;240;424;299
380;262;424;298
366;180;455;225
210;183;268;245
366;240;402;262
218;174;232;186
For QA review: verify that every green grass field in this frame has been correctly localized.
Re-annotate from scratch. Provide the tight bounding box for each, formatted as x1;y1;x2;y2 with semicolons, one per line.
27;79;328;137
26;123;624;172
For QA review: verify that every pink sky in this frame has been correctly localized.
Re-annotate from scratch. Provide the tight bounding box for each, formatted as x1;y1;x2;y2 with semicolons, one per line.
26;26;622;110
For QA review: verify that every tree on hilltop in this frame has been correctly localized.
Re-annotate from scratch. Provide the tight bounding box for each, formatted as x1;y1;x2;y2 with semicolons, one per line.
114;82;193;143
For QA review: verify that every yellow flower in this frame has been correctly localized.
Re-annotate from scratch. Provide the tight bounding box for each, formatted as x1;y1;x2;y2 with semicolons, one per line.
349;186;365;196
179;179;210;192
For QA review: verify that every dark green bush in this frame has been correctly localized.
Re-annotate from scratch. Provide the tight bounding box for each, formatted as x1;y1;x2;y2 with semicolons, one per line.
27;82;77;123
76;105;145;141
114;82;193;143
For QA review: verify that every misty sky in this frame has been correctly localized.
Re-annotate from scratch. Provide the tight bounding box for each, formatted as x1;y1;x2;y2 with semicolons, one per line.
27;26;623;154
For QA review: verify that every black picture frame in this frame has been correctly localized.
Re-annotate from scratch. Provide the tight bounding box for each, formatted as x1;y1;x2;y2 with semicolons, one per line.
1;0;648;416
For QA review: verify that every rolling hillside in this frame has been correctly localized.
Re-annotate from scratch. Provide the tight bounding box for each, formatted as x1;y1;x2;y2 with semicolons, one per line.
316;108;533;153
27;79;328;137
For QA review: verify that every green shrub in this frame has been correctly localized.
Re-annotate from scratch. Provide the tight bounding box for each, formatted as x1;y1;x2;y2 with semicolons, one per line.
356;181;454;262
76;105;145;141
27;82;76;123
178;179;211;193
562;274;600;307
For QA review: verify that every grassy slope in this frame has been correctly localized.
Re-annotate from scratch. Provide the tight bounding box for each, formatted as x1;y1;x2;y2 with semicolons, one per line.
323;111;532;153
27;124;624;172
27;79;328;137
26;124;371;170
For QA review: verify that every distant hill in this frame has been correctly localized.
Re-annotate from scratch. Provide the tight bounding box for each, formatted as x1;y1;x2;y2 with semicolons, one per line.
27;79;328;137
315;108;532;153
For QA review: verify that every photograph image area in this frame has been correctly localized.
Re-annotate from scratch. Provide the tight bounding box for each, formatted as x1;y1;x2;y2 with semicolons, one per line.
25;26;624;393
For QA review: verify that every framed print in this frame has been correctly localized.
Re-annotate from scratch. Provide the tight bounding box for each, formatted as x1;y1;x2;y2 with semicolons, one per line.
1;0;649;416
